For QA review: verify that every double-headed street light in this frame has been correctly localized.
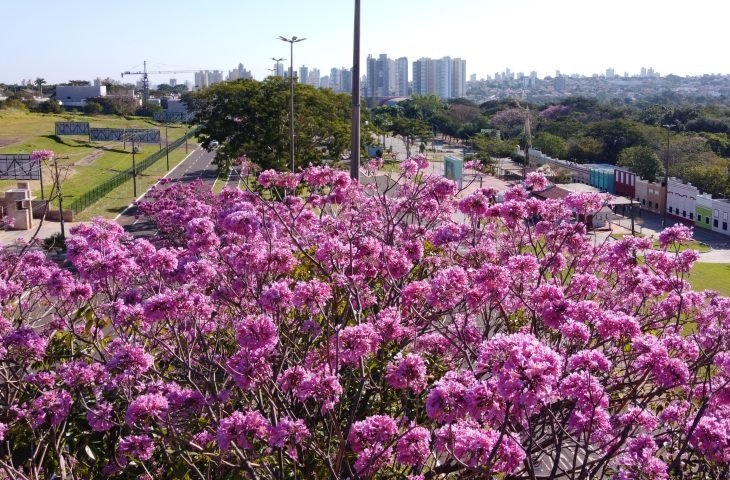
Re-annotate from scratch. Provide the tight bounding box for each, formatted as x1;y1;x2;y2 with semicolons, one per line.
278;36;306;173
271;57;285;77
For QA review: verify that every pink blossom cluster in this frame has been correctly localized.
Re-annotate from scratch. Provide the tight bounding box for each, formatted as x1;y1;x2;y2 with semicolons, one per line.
0;157;726;478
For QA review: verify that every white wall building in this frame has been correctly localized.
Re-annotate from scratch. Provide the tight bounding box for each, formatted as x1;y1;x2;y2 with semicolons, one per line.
712;199;730;234
56;85;106;107
667;177;699;221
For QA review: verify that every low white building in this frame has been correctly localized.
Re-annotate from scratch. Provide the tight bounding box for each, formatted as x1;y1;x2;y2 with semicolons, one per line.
667;177;698;222
712;198;730;234
56;85;106;107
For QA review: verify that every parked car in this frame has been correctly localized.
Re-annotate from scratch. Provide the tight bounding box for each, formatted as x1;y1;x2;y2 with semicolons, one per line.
210;140;219;149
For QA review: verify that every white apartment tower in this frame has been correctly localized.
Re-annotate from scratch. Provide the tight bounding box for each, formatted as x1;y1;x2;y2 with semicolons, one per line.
395;57;409;96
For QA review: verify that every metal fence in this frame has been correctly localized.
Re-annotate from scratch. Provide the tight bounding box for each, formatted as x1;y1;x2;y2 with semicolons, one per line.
0;154;42;180
66;126;199;215
55;122;90;136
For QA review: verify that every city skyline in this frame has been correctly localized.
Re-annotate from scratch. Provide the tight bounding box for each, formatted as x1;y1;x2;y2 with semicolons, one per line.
2;0;729;85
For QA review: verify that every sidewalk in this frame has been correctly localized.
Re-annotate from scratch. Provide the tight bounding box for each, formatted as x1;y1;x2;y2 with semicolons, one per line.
0;220;87;245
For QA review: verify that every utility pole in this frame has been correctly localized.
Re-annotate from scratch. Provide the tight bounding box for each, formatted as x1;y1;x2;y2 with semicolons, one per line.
132;138;138;197
185;125;189;153
661;124;675;228
350;0;361;181
630;196;635;236
53;155;65;238
165;125;170;170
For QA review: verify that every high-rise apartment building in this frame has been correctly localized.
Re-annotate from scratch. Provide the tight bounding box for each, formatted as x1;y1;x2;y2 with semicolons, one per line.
450;57;466;98
606;67;615;79
275;62;285;77
413;57;438;96
414;57;465;99
227;63;252;81
366;54;396;100
299;66;309;85
394;57;409;96
329;68;341;91
308;68;320;88
437;57;452;99
340;68;352;93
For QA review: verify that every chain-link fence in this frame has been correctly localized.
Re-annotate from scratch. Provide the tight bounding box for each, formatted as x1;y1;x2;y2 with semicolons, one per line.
66;126;199;215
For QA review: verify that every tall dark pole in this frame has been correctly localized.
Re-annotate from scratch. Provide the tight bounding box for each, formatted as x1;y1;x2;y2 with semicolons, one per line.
289;43;295;173
279;37;306;173
661;124;675;228
185;125;189;153
350;0;361;181
165;125;170;170
132;138;138;197
53;156;65;238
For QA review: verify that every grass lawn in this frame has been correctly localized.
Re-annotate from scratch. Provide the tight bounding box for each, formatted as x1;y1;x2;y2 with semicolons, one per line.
610;233;712;253
688;263;730;296
75;147;194;220
0;109;188;201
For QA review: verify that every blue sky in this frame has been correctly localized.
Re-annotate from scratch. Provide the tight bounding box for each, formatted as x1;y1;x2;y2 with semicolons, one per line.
2;0;729;84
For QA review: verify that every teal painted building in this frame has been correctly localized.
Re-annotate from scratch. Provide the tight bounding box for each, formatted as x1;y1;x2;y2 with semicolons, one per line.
588;165;616;193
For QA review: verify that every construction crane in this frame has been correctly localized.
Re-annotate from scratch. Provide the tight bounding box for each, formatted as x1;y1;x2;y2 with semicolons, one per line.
121;60;203;106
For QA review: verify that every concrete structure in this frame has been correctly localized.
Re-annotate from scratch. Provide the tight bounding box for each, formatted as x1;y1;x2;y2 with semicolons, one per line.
56;85;106;107
0;182;33;230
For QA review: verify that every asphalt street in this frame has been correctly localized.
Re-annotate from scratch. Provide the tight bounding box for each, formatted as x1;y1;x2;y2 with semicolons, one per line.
116;147;218;234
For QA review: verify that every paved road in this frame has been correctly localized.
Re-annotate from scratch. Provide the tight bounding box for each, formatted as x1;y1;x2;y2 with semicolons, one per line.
116;147;218;234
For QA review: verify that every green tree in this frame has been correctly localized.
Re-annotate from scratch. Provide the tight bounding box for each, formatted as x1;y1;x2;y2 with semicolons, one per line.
34;77;46;96
617;146;664;183
567;136;603;162
533;132;568;159
84;101;103;115
390;117;432;158
39;98;62;113
471;133;519;164
185;78;351;174
586;120;647;163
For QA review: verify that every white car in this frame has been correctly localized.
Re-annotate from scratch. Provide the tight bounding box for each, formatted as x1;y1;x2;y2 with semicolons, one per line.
210;140;219;149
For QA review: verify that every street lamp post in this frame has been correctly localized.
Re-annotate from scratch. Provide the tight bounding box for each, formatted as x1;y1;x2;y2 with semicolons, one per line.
350;0;361;181
661;124;675;228
278;36;306;173
271;57;285;77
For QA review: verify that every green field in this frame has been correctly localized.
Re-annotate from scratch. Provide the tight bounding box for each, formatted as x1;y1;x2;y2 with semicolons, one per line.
0;110;190;213
688;263;730;297
76;147;193;220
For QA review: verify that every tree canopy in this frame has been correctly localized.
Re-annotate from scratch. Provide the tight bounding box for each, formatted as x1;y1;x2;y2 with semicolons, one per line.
185;78;353;173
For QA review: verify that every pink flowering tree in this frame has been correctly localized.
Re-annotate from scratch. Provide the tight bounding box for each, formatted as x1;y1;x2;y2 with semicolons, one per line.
0;158;729;479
